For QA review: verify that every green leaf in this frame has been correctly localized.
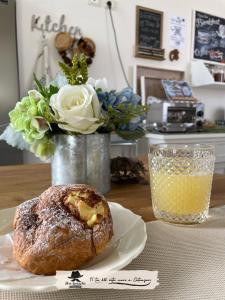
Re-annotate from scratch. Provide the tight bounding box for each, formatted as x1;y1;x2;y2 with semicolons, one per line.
49;84;59;96
33;74;59;102
79;53;88;83
33;73;48;97
58;62;71;82
58;53;89;85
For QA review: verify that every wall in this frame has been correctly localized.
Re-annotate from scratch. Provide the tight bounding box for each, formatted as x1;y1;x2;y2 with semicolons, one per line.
16;0;225;162
16;0;225;121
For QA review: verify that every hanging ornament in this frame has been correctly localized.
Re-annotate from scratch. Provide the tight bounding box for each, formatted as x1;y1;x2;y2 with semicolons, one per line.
55;32;96;66
169;49;179;61
32;34;51;88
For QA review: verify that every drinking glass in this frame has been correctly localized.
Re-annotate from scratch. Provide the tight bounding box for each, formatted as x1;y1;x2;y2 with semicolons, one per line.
149;144;215;224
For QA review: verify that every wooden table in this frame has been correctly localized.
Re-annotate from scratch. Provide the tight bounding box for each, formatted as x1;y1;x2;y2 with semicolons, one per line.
1;164;225;222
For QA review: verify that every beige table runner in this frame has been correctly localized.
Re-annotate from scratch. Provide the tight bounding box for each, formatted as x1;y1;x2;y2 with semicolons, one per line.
1;206;225;300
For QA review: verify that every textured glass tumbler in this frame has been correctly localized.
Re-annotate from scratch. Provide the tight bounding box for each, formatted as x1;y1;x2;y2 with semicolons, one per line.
149;144;215;224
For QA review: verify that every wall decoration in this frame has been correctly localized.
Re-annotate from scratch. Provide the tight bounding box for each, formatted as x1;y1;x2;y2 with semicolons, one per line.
33;35;51;87
161;80;196;102
55;32;96;66
31;14;95;66
193;11;225;63
169;49;179;61
135;6;165;60
31;14;82;38
169;16;185;49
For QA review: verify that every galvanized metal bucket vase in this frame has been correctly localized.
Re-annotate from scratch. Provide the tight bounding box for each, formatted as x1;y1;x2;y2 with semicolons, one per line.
86;134;111;194
51;133;111;194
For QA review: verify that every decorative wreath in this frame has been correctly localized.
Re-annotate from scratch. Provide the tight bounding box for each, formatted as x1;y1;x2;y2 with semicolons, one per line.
55;32;96;66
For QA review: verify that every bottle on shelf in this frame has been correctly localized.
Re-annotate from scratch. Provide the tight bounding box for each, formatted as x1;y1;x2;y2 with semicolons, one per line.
213;66;225;82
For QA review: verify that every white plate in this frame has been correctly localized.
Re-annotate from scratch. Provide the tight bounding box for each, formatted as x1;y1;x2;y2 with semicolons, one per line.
0;201;147;291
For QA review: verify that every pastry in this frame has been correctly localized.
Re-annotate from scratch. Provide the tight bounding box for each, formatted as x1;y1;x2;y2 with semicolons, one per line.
13;184;113;275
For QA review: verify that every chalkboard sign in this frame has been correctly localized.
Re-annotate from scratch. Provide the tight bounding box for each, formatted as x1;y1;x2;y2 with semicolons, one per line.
193;11;225;63
135;6;164;60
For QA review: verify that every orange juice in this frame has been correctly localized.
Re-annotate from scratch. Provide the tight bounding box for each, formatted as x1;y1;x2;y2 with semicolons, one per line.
150;171;213;216
149;144;215;224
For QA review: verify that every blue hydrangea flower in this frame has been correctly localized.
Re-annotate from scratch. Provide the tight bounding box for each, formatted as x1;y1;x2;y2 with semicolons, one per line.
116;88;140;106
97;88;143;132
97;90;118;111
97;88;141;111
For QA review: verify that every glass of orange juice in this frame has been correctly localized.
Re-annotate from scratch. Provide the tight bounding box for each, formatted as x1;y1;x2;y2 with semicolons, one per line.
149;144;215;224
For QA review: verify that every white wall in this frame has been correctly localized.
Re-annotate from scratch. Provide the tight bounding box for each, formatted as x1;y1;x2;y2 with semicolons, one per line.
16;0;225;121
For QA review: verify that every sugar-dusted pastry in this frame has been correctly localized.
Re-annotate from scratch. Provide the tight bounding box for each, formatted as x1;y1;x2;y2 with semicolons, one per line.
13;184;113;275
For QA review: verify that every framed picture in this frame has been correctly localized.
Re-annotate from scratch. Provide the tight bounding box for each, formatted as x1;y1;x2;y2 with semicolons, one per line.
135;6;165;60
192;10;225;64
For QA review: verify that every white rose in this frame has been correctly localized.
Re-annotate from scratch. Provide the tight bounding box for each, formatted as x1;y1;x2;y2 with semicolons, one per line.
50;84;102;134
87;77;108;92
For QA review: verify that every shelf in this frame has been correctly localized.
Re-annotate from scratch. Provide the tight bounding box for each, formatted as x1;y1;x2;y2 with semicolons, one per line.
192;81;225;89
190;60;225;89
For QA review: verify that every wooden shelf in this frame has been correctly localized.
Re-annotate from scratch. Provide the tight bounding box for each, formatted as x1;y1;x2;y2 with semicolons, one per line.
135;52;165;61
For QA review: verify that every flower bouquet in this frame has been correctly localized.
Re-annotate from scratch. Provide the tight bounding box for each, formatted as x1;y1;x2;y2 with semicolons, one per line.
1;54;147;192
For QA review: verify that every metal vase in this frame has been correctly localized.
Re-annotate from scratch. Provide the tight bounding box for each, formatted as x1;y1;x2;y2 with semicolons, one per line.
86;133;111;194
51;134;86;185
51;133;111;194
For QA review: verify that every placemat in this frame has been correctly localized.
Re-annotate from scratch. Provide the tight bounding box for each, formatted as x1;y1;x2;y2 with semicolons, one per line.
1;206;225;300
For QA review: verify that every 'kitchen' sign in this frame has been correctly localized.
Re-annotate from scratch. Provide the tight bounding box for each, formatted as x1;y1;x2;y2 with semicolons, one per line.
31;14;82;38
